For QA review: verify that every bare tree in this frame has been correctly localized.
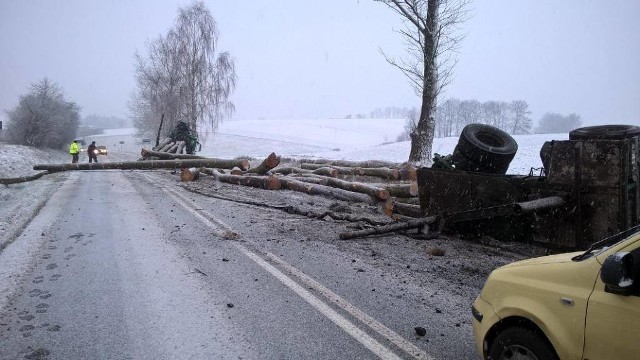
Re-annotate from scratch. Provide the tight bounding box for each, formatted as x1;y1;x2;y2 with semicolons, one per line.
508;100;533;135
130;1;236;141
376;0;470;166
5;78;79;148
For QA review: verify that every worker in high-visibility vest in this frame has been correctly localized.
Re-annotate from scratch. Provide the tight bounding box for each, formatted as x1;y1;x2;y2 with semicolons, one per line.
69;140;80;163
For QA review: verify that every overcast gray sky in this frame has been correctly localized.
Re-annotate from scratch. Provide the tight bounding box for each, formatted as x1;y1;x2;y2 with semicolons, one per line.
1;0;638;127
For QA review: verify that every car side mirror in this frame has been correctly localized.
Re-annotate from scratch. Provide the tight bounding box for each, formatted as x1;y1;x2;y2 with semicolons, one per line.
601;252;634;295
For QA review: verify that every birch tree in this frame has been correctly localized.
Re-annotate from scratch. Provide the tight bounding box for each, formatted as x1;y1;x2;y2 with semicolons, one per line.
376;0;469;166
131;1;236;140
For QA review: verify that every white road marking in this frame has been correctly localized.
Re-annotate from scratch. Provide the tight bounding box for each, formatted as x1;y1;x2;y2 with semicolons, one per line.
262;250;433;360
235;243;402;360
166;184;433;359
163;188;235;238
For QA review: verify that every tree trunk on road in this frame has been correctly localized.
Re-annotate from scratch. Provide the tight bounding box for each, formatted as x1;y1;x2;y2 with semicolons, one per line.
339;216;438;240
302;159;400;168
271;167;339;178
300;163;364;176
202;168;281;190
280;177;375;204
34;158;250;172
0;171;49;185
291;174;389;200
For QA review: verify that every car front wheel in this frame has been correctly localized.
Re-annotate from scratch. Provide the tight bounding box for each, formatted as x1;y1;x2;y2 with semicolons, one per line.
488;326;557;360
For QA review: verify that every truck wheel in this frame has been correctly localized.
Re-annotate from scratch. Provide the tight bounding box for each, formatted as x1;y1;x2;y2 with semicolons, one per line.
569;125;640;140
452;124;518;174
489;327;557;360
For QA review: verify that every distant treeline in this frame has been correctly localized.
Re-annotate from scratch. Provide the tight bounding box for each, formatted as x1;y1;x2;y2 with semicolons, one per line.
346;99;582;141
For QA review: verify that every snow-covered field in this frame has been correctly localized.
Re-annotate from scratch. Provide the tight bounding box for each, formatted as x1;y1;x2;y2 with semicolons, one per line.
0;119;568;250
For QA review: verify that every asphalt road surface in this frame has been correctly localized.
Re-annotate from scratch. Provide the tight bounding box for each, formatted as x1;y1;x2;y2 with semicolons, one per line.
0;168;478;360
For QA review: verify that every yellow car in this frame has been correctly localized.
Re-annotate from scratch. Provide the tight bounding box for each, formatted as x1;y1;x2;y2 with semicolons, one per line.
472;226;640;360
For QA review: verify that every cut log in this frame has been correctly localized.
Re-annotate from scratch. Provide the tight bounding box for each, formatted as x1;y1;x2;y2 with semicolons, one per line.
0;171;49;185
247;152;281;175
153;138;172;151
34;158;250;172
302;159;399;168
359;167;399;180
271;167;339;178
339;216;438;240
391;182;419;197
280;177;375;204
167;141;182;154
394;197;421;205
180;167;200;182
176;141;186;154
205;168;281;190
391;201;422;218
159;141;175;152
300;163;364;175
292;174;389;201
398;164;417;181
141;148;205;160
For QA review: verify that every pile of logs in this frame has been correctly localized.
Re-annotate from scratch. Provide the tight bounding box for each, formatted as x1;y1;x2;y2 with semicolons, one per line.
154;138;187;155
176;153;423;224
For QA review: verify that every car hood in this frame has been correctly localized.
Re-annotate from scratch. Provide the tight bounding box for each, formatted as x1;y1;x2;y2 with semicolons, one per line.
500;251;583;268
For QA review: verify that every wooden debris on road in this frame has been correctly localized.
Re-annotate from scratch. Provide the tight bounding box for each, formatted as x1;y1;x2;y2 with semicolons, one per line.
34;158;250;172
339;216;438;240
247;152;281;175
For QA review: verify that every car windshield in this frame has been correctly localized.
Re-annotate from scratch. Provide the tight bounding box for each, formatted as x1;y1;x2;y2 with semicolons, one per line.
573;225;640;261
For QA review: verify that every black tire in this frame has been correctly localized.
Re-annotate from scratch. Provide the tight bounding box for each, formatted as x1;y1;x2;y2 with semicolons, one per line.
452;124;518;174
569;125;640;140
489;327;557;360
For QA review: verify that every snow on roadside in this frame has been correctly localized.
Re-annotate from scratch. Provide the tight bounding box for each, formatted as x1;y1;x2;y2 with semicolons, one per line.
0;143;70;250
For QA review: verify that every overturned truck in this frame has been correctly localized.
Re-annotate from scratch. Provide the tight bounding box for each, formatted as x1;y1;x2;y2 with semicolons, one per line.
417;124;640;249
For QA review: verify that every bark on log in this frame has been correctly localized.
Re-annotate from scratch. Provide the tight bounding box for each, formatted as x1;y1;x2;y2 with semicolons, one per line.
394;197;421;205
141;148;205;160
390;201;422;218
206;168;281;190
176;141;186;154
271;167;339;178
167;141;182;154
369;182;419;198
280;177;375;204
34;158;250;172
292;174;389;201
153;138;172;151
180;167;200;182
339;216;438;240
302;159;399;168
359;167;399;180
300;163;364;175
247;152;281;175
0;171;49;185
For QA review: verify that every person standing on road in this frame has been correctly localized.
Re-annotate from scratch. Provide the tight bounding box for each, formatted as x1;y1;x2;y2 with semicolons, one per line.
69;140;80;163
87;141;98;163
